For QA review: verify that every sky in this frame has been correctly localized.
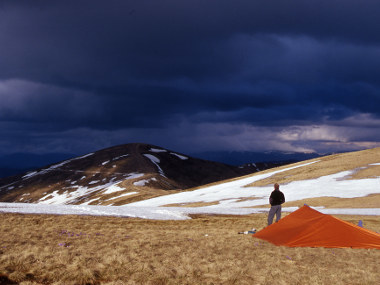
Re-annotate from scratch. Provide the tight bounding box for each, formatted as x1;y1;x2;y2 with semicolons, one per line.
1;0;380;158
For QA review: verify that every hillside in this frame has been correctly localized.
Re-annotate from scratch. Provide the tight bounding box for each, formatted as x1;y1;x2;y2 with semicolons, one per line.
0;147;379;220
128;147;380;210
0;143;284;206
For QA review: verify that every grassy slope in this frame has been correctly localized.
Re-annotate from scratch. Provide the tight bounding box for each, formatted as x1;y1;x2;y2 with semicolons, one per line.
248;147;380;187
177;147;380;208
1;213;380;284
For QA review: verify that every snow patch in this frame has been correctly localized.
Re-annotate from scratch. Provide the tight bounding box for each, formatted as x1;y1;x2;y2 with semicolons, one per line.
103;183;125;194
143;154;166;177
107;192;138;200
144;154;160;163
170;152;188;160
76;153;95;160
150;148;167;153
22;171;38;179
134;178;157;186
125;172;145;180
113;154;129;160
21;152;95;180
81;197;100;206
39;190;70;204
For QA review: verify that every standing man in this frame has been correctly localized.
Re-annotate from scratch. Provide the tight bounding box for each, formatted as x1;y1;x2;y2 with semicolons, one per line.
268;183;285;226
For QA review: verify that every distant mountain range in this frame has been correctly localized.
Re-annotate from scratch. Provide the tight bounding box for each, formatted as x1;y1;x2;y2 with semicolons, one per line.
0;143;289;205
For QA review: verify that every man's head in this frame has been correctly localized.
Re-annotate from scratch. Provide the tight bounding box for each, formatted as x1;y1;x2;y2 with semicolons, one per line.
274;183;280;190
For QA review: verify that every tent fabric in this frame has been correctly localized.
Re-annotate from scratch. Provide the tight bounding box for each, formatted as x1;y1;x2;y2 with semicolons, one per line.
253;205;380;249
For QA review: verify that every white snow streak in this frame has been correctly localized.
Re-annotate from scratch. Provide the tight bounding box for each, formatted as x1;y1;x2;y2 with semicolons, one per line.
103;183;125;194
133;178;157;186
150;148;167;153
170;152;188;160
143;154;166;177
113;154;129;160
108;192;138;200
21;153;95;180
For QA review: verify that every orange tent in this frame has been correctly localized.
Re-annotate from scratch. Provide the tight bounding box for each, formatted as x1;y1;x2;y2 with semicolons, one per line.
253;205;380;249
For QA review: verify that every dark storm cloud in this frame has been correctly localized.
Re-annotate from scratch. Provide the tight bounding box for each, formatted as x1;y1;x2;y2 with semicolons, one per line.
1;0;380;155
2;0;380;82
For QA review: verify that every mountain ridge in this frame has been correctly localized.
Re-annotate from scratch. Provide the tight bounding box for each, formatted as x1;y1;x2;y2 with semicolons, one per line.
0;143;288;205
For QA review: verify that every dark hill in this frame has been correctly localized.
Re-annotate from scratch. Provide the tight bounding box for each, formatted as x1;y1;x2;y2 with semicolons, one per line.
0;143;288;205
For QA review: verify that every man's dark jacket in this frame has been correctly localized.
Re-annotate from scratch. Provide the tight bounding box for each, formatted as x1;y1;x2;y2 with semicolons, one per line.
269;190;285;206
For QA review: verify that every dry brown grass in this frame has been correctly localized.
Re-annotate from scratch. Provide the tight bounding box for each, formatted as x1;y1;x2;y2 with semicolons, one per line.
281;194;380;208
1;212;380;284
247;147;380;187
